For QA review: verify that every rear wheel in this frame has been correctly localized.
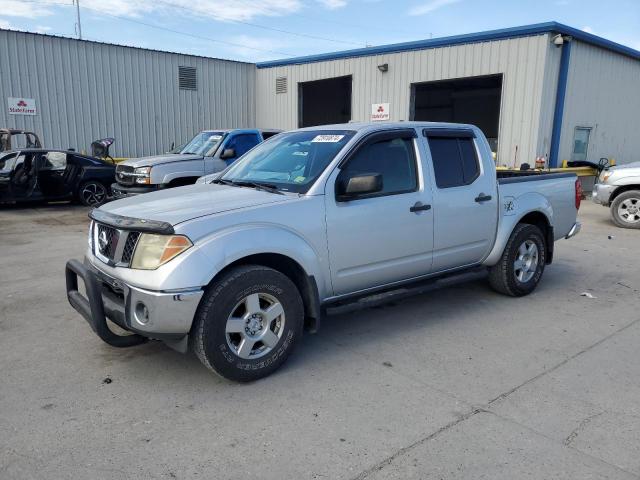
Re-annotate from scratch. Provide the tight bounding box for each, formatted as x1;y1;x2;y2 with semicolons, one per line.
78;181;108;207
192;265;304;382
488;223;546;297
610;190;640;229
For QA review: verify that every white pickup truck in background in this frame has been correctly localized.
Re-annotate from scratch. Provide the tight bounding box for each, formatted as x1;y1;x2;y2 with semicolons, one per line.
66;122;581;382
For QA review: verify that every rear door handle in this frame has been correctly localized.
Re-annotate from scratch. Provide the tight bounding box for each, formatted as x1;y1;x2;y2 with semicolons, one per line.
475;194;492;203
410;202;431;213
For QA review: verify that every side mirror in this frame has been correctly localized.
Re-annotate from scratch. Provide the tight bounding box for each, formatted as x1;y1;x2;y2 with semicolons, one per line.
337;173;383;200
220;148;236;160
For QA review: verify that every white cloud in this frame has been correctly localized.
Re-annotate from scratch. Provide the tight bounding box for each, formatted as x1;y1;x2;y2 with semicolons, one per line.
0;0;54;18
35;25;53;33
0;18;14;29
227;34;288;60
316;0;348;9
408;0;461;16
81;0;303;22
582;26;594;34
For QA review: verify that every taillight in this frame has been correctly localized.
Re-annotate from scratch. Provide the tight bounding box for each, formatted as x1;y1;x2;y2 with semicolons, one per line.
575;178;583;210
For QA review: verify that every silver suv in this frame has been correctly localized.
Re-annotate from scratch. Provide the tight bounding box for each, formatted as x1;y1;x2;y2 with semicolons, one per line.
592;161;640;228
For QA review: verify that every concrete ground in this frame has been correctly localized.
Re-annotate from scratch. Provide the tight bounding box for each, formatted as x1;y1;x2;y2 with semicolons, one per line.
0;201;638;479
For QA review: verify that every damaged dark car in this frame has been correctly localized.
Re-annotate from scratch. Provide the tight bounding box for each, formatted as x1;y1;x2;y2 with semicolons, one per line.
0;149;116;207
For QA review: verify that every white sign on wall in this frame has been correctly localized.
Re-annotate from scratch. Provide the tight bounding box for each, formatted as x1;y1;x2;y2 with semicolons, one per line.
370;103;390;122
8;97;37;115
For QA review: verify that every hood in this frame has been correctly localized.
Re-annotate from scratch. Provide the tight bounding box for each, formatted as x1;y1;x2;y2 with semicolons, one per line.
100;183;293;226
610;161;640;171
119;153;203;168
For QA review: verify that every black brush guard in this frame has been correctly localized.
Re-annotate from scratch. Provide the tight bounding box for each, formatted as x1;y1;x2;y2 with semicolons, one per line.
65;259;147;348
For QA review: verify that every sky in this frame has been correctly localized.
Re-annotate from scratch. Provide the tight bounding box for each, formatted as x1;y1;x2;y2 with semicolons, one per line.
0;0;639;62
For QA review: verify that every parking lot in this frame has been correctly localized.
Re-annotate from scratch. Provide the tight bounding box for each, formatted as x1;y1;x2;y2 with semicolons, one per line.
0;201;638;479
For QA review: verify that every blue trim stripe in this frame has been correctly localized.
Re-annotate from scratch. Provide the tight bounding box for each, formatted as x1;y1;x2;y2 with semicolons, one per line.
257;21;640;68
549;41;572;168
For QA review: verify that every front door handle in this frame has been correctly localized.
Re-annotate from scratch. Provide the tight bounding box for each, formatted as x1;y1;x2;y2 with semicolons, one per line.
410;202;431;213
475;194;492;203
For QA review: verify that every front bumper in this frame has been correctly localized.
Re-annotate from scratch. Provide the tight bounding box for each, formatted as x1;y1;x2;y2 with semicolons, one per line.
592;183;615;205
111;183;159;199
65;258;203;349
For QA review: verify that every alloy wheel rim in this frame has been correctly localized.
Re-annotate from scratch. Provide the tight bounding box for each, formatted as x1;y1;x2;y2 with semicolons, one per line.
82;183;106;206
617;198;640;223
225;292;285;360
514;240;539;283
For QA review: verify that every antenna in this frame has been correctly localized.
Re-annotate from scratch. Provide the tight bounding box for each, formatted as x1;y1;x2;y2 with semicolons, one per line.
75;0;82;40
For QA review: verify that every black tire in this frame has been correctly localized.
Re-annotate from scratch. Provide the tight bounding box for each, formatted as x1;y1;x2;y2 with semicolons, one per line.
488;223;547;297
610;190;640;229
78;181;109;207
192;265;304;382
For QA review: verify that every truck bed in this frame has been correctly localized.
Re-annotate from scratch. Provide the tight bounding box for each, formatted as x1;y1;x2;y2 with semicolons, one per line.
497;171;576;183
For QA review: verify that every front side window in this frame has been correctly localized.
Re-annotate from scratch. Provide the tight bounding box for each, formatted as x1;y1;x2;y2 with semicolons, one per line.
225;134;261;159
338;137;417;196
571;127;591;162
428;136;480;188
180;131;225;156
221;130;355;193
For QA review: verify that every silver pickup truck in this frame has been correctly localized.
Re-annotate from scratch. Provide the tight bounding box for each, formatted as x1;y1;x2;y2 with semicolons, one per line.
66;122;581;382
592;161;640;228
112;129;280;198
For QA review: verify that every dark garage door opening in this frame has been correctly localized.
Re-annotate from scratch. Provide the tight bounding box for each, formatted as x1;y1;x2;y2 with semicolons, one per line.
299;75;352;128
411;74;502;152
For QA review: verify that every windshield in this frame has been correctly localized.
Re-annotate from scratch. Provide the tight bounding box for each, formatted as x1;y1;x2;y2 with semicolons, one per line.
221;130;355;193
180;131;225;156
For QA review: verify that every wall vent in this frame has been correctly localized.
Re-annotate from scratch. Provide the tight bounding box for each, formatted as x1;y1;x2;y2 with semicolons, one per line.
275;76;287;94
178;66;197;91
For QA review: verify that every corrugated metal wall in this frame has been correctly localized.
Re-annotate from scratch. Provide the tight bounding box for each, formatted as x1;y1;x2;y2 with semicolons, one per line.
0;30;256;158
559;40;640;165
256;34;556;166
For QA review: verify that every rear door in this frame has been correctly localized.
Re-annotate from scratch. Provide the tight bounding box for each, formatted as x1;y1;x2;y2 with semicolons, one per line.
325;129;434;296
424;128;498;271
37;151;69;198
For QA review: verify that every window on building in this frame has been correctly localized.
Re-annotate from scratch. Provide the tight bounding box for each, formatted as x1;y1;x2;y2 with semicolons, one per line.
339;137;417;196
427;134;480;188
571;127;591;162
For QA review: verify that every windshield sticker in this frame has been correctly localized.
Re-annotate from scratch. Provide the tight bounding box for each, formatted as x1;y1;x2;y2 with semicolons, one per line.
311;135;345;143
207;135;222;142
293;176;306;183
293;151;308;156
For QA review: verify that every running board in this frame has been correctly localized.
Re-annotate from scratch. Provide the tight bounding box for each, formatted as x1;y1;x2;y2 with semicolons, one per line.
325;267;488;316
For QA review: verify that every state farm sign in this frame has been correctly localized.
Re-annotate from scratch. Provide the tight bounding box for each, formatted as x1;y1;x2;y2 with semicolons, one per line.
8;97;37;115
370;103;389;122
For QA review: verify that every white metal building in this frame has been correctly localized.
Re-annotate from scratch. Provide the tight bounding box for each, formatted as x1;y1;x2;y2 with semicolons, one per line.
0;29;255;157
2;23;639;166
255;22;640;167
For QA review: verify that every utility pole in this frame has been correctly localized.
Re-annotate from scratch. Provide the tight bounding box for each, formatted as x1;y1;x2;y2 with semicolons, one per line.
75;0;82;40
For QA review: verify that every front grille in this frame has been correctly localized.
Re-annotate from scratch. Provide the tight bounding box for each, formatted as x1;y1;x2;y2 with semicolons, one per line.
116;165;135;186
93;223;140;267
121;232;140;263
96;224;119;260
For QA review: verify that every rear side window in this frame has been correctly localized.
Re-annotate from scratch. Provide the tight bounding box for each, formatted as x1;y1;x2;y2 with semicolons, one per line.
339;137;417;196
428;136;480;188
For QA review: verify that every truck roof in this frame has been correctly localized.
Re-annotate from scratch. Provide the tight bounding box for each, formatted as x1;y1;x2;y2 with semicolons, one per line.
295;121;478;133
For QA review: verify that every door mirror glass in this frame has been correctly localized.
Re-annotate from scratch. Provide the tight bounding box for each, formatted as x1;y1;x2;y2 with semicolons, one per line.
337;173;383;199
220;148;236;160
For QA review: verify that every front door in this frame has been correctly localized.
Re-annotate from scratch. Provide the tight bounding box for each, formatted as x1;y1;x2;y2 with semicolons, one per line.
325;130;434;296
37;152;69;198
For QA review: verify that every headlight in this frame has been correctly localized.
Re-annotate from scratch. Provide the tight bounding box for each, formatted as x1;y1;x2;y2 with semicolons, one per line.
134;166;151;184
130;233;192;270
88;221;94;248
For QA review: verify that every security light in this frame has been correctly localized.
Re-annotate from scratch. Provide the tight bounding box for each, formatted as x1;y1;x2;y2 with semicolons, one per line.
377;63;389;72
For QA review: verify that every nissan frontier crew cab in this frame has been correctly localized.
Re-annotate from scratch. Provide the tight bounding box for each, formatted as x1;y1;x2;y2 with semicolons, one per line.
66;122;581;382
112;128;280;198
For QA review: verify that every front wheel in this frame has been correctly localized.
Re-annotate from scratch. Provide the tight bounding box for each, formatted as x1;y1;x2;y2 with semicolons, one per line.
610;190;640;229
488;223;547;297
192;265;304;382
78;181;108;207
